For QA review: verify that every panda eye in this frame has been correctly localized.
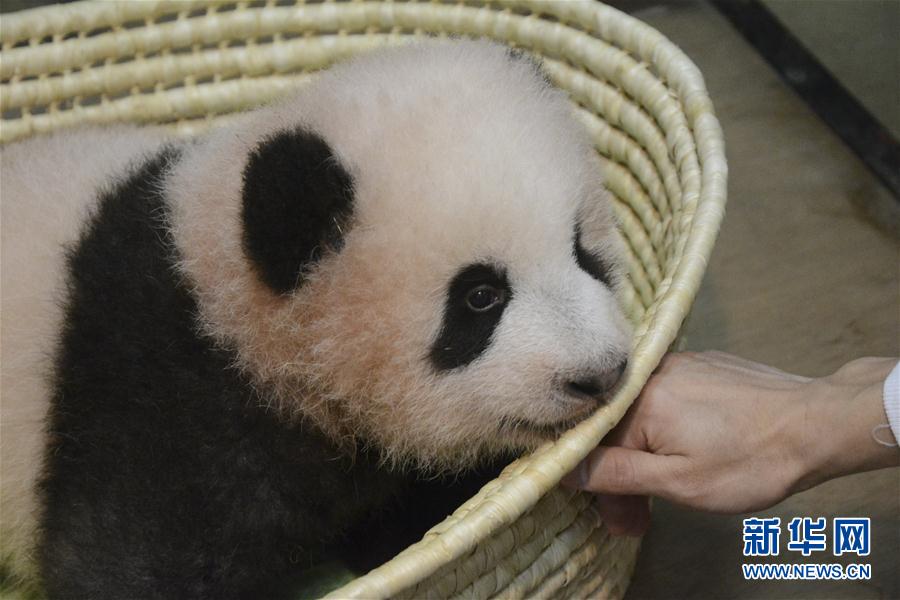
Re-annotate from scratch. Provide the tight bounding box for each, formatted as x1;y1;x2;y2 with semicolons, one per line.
465;284;505;312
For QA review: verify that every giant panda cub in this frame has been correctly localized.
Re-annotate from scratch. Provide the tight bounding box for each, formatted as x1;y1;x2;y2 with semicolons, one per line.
0;40;631;598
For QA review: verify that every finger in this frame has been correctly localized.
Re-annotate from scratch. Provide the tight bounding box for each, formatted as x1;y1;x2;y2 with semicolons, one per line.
594;494;650;537
601;404;646;449
570;446;674;497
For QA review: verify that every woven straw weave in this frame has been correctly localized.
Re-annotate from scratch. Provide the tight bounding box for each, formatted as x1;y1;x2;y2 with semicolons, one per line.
0;1;727;598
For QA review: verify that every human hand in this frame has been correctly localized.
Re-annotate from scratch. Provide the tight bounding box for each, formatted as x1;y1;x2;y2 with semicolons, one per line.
563;351;898;536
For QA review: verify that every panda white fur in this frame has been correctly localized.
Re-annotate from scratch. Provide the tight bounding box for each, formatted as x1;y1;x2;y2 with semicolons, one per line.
0;40;631;597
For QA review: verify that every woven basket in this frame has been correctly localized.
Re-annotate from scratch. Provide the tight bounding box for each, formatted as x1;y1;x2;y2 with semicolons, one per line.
0;1;727;597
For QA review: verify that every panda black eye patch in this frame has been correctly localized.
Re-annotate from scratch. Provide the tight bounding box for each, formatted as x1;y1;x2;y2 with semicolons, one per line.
574;226;612;286
430;263;512;371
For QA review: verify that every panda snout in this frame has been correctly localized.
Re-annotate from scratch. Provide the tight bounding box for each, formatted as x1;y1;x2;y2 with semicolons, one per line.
563;358;627;402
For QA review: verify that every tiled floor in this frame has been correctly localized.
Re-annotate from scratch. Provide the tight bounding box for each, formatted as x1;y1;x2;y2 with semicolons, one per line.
621;2;899;599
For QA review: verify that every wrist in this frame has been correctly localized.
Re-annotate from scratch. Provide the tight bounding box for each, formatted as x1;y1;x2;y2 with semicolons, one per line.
790;358;899;495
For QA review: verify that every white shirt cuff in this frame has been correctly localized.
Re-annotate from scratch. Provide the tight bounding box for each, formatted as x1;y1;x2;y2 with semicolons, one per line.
883;361;900;444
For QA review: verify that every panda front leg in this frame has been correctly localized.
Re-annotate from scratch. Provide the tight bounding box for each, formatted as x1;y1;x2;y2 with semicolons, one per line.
38;401;402;599
30;148;293;598
32;146;403;598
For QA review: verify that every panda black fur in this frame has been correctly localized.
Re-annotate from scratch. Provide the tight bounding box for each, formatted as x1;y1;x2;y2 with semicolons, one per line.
0;40;631;598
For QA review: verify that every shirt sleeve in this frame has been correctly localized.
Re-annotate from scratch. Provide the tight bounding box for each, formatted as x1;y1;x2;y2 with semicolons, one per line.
884;361;900;444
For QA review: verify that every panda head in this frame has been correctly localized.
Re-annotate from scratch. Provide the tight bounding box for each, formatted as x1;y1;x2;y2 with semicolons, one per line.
167;40;631;472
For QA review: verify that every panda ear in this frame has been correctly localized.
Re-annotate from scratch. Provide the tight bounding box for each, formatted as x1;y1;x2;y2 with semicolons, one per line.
506;47;551;86
241;128;355;295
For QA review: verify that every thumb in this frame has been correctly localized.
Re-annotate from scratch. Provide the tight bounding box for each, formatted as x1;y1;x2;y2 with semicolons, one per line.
564;446;673;497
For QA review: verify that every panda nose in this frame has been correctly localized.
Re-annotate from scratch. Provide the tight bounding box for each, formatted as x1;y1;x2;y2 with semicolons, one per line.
564;359;627;402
